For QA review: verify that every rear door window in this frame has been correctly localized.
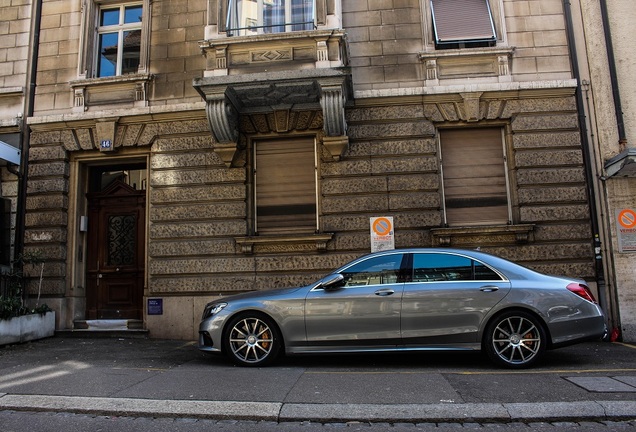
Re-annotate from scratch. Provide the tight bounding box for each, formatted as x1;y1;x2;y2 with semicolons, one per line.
412;253;503;281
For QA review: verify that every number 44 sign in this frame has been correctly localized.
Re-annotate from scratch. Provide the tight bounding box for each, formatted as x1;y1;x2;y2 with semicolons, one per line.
617;209;636;253
370;216;395;253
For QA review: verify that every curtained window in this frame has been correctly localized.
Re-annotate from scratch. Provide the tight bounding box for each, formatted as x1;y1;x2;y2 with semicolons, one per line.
226;0;315;36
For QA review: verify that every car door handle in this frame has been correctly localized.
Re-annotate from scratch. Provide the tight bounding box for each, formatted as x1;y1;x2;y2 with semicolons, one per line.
480;286;500;292
374;289;395;296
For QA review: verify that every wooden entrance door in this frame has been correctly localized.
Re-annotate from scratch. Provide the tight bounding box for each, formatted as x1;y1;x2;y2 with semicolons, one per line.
86;180;145;320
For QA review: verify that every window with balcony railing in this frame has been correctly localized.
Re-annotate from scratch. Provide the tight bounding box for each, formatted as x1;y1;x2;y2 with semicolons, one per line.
226;0;315;36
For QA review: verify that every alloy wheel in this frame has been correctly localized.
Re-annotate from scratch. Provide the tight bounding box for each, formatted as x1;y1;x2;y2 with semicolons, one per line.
226;315;279;366
485;312;546;368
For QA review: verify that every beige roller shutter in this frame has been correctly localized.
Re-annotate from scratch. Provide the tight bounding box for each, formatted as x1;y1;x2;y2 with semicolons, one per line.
431;0;496;46
440;128;509;226
255;138;317;234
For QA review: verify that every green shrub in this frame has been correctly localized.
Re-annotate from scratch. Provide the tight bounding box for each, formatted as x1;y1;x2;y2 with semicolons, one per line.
0;250;50;320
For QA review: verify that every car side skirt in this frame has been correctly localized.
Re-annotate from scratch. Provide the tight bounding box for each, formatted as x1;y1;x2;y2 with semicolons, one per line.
286;343;481;354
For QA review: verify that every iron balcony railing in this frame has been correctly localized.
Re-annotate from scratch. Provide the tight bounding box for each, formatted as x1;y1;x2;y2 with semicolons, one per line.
226;21;316;37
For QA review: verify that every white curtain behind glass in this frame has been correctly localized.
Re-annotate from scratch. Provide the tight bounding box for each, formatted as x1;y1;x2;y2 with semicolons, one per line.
227;0;314;35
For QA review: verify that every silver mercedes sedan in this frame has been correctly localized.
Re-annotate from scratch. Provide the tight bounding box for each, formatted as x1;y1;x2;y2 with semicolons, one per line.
198;248;606;368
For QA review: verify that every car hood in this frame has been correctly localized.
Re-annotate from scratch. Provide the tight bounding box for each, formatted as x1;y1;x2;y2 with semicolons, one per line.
210;286;305;304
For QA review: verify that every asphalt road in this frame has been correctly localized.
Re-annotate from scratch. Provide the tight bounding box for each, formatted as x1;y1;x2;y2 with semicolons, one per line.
1;336;636;428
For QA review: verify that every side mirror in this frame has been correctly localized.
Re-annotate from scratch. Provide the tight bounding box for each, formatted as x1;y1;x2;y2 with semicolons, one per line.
319;273;345;290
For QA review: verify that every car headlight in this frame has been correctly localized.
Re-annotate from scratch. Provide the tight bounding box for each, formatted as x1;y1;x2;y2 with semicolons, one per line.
202;302;228;320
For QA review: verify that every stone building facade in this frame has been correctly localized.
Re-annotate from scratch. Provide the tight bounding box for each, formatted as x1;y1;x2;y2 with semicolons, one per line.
18;0;603;340
573;0;636;342
0;0;32;271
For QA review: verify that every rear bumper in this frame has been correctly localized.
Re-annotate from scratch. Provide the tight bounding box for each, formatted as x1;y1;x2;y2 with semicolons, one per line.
550;315;607;348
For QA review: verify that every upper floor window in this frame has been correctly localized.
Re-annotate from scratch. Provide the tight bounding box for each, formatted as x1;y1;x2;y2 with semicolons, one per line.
226;0;315;36
96;3;143;77
439;128;511;226
430;0;496;49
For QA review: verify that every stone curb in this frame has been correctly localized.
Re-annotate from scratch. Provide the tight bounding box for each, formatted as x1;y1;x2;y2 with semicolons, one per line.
280;401;636;423
0;394;635;423
0;395;281;421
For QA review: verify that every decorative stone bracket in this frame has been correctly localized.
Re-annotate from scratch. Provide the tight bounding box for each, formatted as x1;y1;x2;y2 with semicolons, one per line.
193;69;351;167
95;117;119;152
459;92;484;122
203;87;239;165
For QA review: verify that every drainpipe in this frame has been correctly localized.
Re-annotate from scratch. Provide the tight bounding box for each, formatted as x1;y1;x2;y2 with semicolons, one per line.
562;1;610;329
599;0;627;149
14;0;43;288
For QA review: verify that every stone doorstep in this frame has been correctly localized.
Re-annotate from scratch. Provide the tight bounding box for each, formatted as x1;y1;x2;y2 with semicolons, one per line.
55;329;149;339
55;319;149;338
72;319;144;330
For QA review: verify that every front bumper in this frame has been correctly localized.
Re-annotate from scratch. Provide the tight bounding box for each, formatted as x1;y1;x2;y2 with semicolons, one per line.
198;330;221;353
198;314;226;353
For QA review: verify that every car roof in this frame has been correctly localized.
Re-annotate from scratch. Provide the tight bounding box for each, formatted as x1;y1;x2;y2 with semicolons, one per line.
334;248;541;280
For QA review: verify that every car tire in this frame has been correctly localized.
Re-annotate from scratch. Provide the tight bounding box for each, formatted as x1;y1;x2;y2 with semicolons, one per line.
484;310;547;369
224;313;282;367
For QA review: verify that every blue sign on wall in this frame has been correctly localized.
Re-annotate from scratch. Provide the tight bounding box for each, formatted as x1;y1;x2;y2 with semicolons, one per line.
148;298;163;315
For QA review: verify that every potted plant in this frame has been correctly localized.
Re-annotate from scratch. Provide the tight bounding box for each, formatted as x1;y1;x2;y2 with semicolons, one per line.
0;251;54;345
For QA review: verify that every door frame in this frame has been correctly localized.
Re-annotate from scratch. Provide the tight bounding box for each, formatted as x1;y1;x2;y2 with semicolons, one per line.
67;150;149;327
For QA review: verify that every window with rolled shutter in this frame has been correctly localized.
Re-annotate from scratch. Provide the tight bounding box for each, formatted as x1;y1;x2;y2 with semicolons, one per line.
440;128;510;226
430;0;496;49
254;138;317;234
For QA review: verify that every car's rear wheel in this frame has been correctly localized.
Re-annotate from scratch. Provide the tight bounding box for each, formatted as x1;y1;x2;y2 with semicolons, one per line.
224;313;281;367
484;311;546;369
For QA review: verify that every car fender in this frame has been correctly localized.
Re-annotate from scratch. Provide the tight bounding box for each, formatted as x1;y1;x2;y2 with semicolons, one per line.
218;293;308;349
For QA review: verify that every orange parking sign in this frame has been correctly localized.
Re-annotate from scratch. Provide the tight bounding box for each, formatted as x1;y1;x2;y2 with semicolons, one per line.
372;217;392;236
618;209;636;229
370;216;395;252
616;209;636;253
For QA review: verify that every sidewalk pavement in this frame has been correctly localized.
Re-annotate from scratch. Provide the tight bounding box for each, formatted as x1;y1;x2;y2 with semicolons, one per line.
1;335;636;424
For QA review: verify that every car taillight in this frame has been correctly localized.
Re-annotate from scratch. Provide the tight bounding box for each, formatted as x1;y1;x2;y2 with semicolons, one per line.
567;283;597;304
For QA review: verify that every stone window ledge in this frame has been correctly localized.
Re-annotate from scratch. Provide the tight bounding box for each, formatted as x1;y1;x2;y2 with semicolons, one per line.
431;224;535;248
0;87;24;97
69;74;153;113
419;47;515;83
235;233;334;254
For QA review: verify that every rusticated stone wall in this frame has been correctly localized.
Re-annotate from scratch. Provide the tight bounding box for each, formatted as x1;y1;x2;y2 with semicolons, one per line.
23;130;70;298
324;104;439;253
327;94;594;280
145;92;593;305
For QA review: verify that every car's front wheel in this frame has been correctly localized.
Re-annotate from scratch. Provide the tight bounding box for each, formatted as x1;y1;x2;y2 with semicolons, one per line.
224;313;281;367
484;311;546;368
